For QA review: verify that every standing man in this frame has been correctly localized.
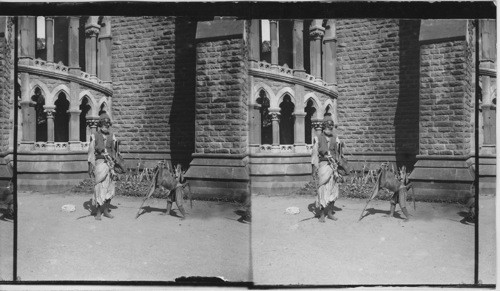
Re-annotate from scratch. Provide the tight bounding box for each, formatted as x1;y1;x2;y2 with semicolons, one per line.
89;112;119;220
311;124;322;210
316;114;342;223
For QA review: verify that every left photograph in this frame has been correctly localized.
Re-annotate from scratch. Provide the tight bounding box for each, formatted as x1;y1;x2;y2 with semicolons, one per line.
0;16;14;281
9;15;251;282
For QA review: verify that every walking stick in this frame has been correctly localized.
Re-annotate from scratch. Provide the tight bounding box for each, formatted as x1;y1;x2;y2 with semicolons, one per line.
135;167;160;219
358;171;382;222
412;185;416;211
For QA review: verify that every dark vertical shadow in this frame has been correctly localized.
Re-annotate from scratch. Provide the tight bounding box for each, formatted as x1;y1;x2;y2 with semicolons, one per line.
170;18;197;169
395;20;421;171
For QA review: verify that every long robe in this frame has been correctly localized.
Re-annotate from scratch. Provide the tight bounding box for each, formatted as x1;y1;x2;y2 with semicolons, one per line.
316;133;341;208
89;132;117;206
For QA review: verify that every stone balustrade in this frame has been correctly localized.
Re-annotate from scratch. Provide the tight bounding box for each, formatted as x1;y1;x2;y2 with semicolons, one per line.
19;58;110;95
251;61;335;93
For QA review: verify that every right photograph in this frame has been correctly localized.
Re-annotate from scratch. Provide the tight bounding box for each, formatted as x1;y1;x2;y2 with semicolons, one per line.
249;19;496;285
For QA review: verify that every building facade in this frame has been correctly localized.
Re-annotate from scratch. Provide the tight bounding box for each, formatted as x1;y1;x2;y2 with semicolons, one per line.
0;16;496;200
0;17;14;187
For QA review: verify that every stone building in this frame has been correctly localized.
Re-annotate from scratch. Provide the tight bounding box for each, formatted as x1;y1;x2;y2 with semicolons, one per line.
0;17;14;188
1;16;496;201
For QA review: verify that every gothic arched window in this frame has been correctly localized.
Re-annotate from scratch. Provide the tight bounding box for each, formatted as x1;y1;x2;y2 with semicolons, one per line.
31;87;47;142
80;97;91;142
54;92;70;142
304;99;317;144
324;105;332;117
256;90;272;145
279;94;295;145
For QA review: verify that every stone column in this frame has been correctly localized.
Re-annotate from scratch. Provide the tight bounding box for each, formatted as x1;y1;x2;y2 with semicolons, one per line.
68;109;82;150
98;17;112;86
323;19;337;88
85;21;100;79
68;82;81;150
270;20;279;66
479;19;496;155
19;16;36;62
249;103;262;154
270;110;280;146
19;72;35;143
249;104;262;144
20;101;35;143
44;106;56;150
312;120;323;142
293;20;305;76
249;20;260;66
294;112;307;153
45;17;54;62
309;20;325;81
68;16;80;74
87;117;99;135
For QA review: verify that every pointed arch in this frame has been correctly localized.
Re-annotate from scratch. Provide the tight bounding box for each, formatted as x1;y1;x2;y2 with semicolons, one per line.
79;90;98;116
97;96;111;117
253;82;275;105
49;84;71;107
29;80;50;100
303;92;321;114
274;87;295;108
322;98;335;119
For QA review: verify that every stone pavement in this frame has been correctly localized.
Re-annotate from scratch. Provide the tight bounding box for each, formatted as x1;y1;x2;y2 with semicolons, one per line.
17;191;251;282
251;194;495;286
0;213;13;281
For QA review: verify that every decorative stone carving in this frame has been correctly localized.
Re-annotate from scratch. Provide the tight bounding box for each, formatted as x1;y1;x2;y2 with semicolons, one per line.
309;23;325;40
86;119;99;128
85;26;100;38
312;121;322;129
44;109;54;118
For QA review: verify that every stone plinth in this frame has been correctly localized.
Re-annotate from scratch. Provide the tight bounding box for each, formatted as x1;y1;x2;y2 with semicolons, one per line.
184;154;249;201
250;153;311;195
409;155;474;201
17;151;89;191
479;153;496;195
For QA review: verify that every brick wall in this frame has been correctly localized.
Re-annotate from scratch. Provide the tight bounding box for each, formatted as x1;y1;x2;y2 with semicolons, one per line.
336;19;421;167
111;16;197;165
195;37;249;155
465;20;475;154
419;39;470;156
0;17;13;153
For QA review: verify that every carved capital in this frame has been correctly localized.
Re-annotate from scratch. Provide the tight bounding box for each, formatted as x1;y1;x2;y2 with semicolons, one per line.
45;110;54;118
312;121;323;129
309;20;325;40
310;28;325;40
86;119;99;128
269;20;279;24
85;26;100;38
270;112;281;120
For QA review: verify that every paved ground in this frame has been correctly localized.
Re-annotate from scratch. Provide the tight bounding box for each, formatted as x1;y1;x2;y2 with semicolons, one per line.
478;194;496;285
17;191;250;282
0;210;13;281
251;194;495;286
